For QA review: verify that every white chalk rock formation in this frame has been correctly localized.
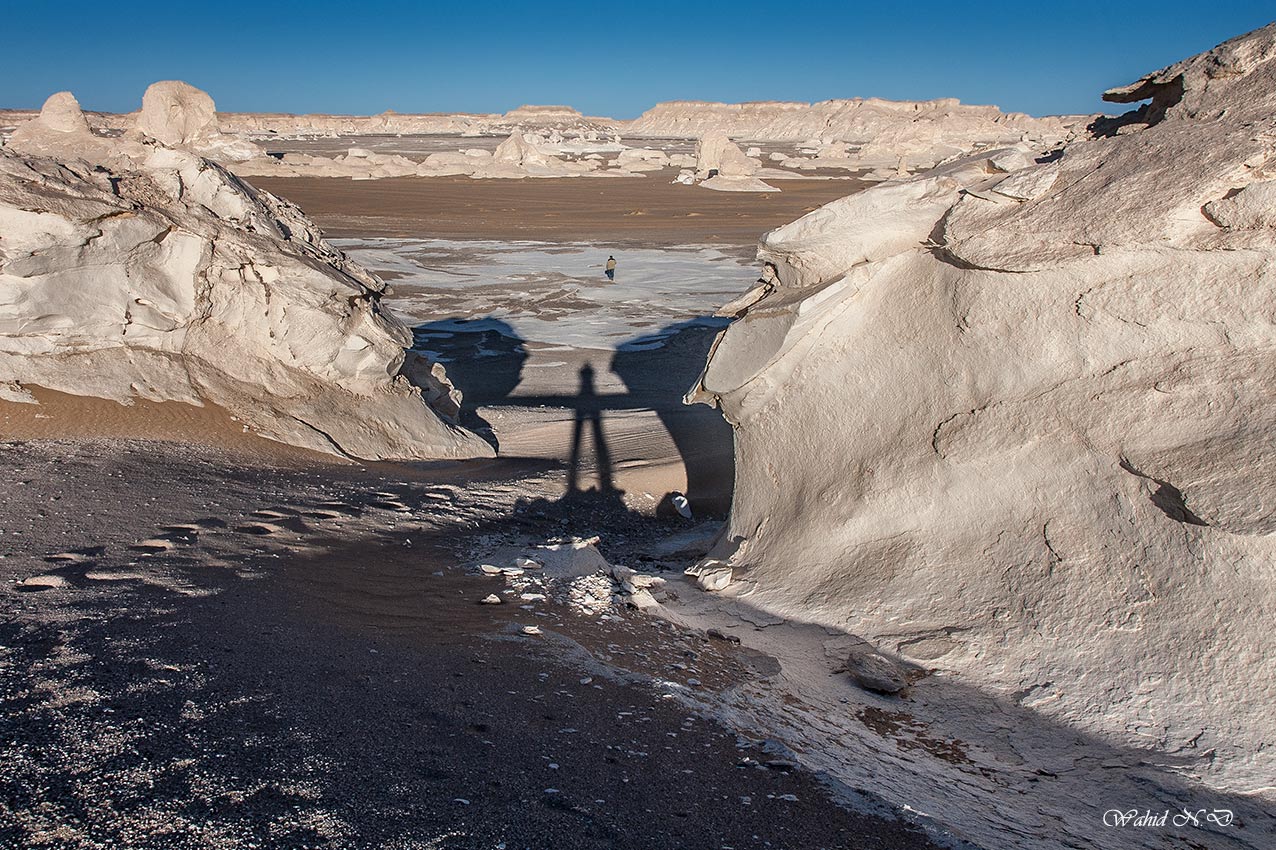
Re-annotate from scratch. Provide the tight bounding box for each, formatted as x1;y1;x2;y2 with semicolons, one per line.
0;128;490;460
5;92;113;161
695;129;760;179
688;25;1276;792
615;148;669;172
692;130;775;191
137;81;218;146
132;81;262;163
493;131;549;167
533;538;612;579
700;174;779;193
13;92;90;137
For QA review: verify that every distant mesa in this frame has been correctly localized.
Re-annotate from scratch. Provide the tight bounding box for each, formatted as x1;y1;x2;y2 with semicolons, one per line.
502;104;585;120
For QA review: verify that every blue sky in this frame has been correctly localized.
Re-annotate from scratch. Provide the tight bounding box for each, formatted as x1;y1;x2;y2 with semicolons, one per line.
1;2;1271;118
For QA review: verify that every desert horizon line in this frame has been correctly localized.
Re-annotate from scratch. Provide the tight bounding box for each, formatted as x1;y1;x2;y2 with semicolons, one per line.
0;91;1112;124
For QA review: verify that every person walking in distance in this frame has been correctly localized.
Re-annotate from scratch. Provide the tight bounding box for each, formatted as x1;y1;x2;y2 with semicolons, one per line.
605;255;617;281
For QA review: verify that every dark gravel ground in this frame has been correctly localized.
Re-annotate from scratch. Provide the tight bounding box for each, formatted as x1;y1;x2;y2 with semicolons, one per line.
0;439;945;850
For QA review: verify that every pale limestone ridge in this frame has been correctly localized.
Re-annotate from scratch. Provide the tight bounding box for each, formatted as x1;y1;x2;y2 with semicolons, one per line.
627;96;1083;141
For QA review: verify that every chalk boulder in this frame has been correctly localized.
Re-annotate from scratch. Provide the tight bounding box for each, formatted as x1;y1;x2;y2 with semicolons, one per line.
695;129;760;179
137;81;218;147
493;131;552;168
20;92;90;135
835;637;910;695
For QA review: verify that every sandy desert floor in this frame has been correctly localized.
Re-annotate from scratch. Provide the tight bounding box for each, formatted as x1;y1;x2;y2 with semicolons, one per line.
0;437;945;849
250;173;865;247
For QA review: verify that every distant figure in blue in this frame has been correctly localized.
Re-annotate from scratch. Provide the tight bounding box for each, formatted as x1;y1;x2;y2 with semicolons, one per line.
604;255;617;281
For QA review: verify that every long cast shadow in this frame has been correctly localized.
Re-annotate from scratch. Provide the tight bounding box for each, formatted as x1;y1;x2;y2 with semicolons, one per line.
610;319;734;516
413;318;527;450
412;316;734;519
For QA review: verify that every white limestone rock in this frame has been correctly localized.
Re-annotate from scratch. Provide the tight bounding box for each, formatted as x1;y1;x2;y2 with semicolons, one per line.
493;132;552;167
6;92;112;162
15;92;90;136
700;175;779;193
685;559;732;591
132;81;262;163
137;81;218;147
1204;180;1276;230
626;99;1084;167
533;537;612;578
616;148;669;172
687;24;1276;793
833;637;911;695
695;130;760;179
0;136;491;461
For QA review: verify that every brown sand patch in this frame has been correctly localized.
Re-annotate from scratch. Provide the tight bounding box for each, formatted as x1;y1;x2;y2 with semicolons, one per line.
248;174;864;248
0;386;335;466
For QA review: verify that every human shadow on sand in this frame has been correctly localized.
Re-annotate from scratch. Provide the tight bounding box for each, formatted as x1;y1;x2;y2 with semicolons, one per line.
412;316;734;520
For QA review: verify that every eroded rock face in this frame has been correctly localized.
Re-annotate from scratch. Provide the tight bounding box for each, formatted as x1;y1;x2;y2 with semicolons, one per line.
689;24;1276;791
0;131;490;460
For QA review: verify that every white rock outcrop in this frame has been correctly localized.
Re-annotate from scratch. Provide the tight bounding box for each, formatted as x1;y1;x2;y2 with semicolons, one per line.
688;25;1276;793
694;129;760;178
692;130;776;192
0;103;491;460
13;92;90;137
6;92;112;161
132;81;262;163
136;81;218;146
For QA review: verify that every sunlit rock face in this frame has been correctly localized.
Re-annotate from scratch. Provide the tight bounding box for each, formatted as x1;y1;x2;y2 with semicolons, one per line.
689;24;1276;791
0;103;490;460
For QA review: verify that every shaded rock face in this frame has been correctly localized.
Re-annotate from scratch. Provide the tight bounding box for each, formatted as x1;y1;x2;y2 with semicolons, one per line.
0;135;490;460
689;24;1276;791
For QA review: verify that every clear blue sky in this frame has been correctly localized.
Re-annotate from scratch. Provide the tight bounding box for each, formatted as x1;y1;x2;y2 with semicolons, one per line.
1;1;1271;119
